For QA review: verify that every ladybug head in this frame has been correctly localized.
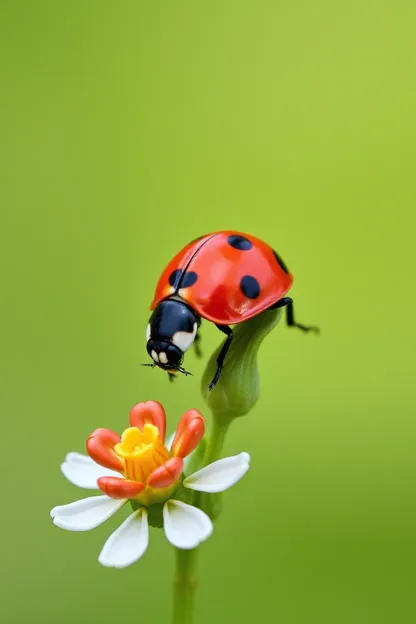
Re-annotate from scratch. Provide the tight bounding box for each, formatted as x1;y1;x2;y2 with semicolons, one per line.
146;339;183;369
143;299;199;380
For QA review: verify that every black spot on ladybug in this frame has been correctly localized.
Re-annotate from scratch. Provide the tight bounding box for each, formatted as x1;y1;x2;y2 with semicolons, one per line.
181;271;198;288
227;235;253;251
169;269;183;288
240;275;260;299
169;269;198;290
273;250;289;274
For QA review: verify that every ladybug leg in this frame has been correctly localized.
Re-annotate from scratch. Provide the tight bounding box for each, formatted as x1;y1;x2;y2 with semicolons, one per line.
194;331;203;358
271;297;320;333
209;325;234;390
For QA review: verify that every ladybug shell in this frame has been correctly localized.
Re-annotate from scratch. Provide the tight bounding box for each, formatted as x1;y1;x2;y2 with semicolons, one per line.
150;231;294;325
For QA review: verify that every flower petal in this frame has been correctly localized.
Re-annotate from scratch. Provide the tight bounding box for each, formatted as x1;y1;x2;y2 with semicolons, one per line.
170;409;205;458
50;496;125;531
61;452;121;489
147;457;184;488
183;453;193;474
167;432;195;474
129;401;166;442
86;428;123;472
163;499;213;549
165;432;175;449
97;476;144;499
98;508;149;568
183;452;250;493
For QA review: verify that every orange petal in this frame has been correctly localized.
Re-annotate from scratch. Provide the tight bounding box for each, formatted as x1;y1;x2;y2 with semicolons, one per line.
170;409;205;458
86;428;123;472
97;477;145;499
129;401;166;442
147;457;184;489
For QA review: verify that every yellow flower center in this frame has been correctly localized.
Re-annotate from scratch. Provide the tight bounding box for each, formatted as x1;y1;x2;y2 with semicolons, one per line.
114;424;171;483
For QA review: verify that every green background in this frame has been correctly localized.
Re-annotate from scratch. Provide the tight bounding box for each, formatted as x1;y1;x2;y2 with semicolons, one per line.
1;1;415;622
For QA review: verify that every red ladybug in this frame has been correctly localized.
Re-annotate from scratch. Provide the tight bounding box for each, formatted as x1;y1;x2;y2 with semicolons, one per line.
144;231;318;389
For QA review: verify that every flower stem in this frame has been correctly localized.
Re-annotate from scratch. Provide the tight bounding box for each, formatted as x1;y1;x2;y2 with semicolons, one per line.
171;419;230;624
199;418;231;517
172;547;198;624
171;309;281;622
203;417;230;466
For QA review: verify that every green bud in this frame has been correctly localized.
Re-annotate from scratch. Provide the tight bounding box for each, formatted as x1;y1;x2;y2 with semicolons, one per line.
201;308;282;423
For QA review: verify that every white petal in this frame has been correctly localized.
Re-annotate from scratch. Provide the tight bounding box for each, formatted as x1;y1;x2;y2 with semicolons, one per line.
98;508;149;568
183;452;250;493
183;452;193;474
163;499;213;549
50;496;126;531
61;452;121;489
166;432;175;450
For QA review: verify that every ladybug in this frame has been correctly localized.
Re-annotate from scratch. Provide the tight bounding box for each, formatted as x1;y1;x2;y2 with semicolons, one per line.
144;231;319;389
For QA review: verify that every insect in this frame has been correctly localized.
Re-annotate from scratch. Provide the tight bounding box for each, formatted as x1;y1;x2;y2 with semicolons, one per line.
144;231;319;389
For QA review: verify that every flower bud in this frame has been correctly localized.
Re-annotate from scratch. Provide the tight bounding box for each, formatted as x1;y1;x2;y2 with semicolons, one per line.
201;308;282;423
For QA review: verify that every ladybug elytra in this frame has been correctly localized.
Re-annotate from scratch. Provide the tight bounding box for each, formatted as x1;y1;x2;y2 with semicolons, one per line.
144;231;319;389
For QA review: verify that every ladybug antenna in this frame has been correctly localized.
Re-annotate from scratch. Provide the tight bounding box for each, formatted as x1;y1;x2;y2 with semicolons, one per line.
175;365;193;377
141;362;192;378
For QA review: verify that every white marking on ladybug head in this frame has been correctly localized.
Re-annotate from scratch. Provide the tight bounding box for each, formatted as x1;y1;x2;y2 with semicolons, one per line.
159;352;168;365
151;350;159;363
171;322;197;353
146;324;151;341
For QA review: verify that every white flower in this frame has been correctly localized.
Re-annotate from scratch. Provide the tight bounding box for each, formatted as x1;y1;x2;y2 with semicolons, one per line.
51;450;250;568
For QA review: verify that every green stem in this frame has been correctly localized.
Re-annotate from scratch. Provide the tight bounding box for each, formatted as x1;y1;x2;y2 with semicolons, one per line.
171;418;230;624
203;417;230;466
172;548;198;624
171;308;281;622
198;418;231;515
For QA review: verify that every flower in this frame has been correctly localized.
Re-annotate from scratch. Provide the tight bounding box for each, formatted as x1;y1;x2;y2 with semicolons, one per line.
50;401;250;568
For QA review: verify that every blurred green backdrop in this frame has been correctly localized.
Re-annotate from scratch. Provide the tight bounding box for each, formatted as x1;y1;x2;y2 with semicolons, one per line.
1;1;415;622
